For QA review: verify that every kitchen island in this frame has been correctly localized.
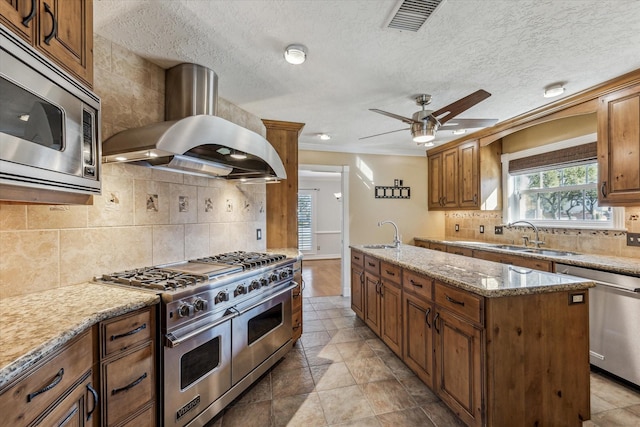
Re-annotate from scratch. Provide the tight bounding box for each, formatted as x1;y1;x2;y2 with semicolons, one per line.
350;244;594;427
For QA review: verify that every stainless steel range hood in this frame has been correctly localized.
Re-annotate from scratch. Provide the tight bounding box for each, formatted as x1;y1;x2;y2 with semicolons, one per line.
102;63;286;180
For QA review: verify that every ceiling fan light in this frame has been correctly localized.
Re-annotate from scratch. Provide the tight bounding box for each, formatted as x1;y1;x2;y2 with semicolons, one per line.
413;133;435;143
284;44;307;65
411;119;437;143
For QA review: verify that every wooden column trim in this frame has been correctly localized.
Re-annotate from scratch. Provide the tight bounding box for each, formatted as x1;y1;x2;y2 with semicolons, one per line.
262;119;305;133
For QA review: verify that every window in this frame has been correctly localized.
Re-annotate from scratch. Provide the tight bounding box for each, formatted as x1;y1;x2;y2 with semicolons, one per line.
297;192;315;252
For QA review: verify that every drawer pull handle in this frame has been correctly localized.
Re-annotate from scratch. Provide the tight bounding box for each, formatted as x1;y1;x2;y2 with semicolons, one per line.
111;323;147;341
354;256;360;260
368;262;376;267
22;0;36;26
445;295;465;306
43;2;57;45
112;372;147;395
434;313;440;334
293;322;302;330
87;383;99;420
425;307;431;327
409;279;423;288
27;368;64;402
385;269;395;276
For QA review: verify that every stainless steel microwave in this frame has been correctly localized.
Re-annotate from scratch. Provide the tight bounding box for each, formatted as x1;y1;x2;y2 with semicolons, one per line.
0;25;101;201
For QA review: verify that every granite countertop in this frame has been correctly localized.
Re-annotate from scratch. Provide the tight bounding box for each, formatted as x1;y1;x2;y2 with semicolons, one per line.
352;244;594;298
267;248;304;260
0;283;159;390
413;237;640;277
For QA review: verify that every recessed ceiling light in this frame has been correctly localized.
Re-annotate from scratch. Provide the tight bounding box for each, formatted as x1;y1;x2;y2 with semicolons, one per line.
452;129;466;135
284;44;307;65
543;84;565;98
319;133;331;140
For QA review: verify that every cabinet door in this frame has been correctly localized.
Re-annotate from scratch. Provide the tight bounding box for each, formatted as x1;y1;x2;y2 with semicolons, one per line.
442;148;459;208
598;83;640;205
458;141;479;208
428;152;444;209
351;266;365;319
381;281;402;357
35;0;93;87
0;0;36;43
363;270;381;335
292;279;303;341
403;292;434;387
434;309;483;427
34;373;98;427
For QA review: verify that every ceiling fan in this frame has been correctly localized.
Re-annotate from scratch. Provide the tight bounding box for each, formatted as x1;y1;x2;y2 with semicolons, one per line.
360;90;498;145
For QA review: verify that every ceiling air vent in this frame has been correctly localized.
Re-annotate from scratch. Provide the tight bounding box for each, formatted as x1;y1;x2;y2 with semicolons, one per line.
386;0;443;32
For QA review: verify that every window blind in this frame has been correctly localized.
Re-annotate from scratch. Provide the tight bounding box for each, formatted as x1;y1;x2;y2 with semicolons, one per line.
297;194;313;251
509;142;597;174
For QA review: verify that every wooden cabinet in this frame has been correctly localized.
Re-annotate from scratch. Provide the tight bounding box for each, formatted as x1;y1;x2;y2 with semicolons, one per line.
292;258;303;341
446;245;473;257
597;82;640;205
428;242;446;252
350;250;365;319
363;270;381;335
472;248;553;272
0;0;94;88
428;140;480;210
403;271;435;387
380;261;402;357
0;329;98;427
99;306;156;427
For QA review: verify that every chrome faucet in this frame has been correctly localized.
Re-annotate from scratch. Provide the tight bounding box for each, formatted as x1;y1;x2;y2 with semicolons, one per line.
378;220;401;248
507;220;544;248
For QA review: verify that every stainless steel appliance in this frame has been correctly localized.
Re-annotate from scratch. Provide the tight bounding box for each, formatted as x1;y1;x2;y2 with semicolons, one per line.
0;25;101;201
96;251;297;427
556;264;640;387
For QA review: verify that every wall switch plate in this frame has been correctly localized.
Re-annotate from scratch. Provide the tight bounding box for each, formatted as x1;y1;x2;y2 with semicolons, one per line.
256;229;262;240
495;226;503;235
479;225;485;233
627;232;640;247
455;224;460;232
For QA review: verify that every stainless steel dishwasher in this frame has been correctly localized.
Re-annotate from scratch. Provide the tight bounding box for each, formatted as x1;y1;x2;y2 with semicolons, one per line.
556;263;640;387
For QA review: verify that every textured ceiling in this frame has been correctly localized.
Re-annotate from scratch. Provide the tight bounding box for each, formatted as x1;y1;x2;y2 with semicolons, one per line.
93;0;640;156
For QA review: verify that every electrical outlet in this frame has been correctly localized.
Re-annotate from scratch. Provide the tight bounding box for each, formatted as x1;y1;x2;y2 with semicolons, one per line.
495;226;503;235
627;232;640;247
256;228;262;240
479;225;485;234
455;224;460;232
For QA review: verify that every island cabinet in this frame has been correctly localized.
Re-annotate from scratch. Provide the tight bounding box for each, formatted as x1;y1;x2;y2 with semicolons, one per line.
350;250;365;319
0;328;99;427
99;306;156;427
363;255;382;334
292;258;304;342
0;0;94;88
597;82;640;205
380;261;403;357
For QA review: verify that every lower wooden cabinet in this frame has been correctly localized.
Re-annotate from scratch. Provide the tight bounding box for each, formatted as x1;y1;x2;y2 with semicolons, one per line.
36;370;98;427
363;270;382;335
351;266;365;319
99;306;156;427
380;279;402;357
292;258;303;341
403;292;435;387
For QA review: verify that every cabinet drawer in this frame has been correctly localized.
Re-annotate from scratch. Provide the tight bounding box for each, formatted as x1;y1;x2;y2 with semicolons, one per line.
0;330;93;426
121;402;156;427
104;343;154;427
429;242;447;252
102;308;152;357
403;270;434;302
380;261;401;285
447;246;473;257
351;250;364;268
435;282;484;325
364;255;380;274
292;282;302;311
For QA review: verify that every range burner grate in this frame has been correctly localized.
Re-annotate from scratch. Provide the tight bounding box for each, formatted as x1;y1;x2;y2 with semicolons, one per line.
191;251;286;270
101;267;207;291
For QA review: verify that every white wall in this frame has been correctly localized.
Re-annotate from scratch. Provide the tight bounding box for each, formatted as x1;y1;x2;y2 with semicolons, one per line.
299;175;342;259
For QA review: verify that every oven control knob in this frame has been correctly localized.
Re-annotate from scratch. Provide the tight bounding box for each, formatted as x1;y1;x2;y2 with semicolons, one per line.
250;280;261;291
177;303;194;318
260;278;268;287
269;273;278;283
235;284;247;296
193;298;208;312
279;269;291;280
214;291;229;304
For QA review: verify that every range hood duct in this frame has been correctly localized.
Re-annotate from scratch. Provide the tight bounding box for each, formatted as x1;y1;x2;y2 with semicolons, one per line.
102;63;286;180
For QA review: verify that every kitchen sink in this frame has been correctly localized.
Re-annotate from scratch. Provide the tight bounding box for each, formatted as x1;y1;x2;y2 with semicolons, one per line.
495;244;528;251
363;244;396;249
521;249;576;256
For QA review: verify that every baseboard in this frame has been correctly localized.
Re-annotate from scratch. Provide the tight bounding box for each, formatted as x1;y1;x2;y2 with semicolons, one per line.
303;254;341;260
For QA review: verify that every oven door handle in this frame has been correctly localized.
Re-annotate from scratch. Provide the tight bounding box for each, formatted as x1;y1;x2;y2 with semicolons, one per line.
165;311;238;348
236;282;298;315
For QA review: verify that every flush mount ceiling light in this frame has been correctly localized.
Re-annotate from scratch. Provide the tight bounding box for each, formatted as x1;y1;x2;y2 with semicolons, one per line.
452;129;466;135
424;141;435;147
318;133;331;140
543;84;565;98
284;44;307;65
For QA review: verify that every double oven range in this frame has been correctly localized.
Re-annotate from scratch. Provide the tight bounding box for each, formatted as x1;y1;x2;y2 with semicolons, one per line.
96;251;298;427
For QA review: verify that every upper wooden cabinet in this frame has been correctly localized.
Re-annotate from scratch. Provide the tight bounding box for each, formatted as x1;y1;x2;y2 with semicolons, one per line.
428;140;480;210
597;82;640;205
0;0;93;88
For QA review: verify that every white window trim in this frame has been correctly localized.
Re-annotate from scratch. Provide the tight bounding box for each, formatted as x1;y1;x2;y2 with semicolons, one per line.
501;133;625;230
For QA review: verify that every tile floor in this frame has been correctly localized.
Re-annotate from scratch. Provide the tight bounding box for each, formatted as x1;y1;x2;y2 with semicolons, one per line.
206;296;640;427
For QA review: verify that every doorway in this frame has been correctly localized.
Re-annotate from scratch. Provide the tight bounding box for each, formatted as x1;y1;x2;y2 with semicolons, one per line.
298;164;350;297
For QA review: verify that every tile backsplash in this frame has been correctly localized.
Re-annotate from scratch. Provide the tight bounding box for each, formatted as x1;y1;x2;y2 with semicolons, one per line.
444;208;640;259
0;36;266;298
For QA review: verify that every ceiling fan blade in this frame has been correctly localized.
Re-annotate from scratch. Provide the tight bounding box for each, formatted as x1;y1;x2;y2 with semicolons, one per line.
369;109;419;125
440;118;498;130
431;90;491;125
359;128;410;140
